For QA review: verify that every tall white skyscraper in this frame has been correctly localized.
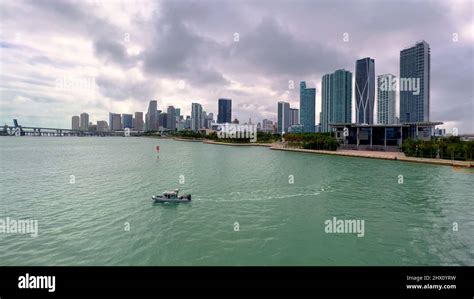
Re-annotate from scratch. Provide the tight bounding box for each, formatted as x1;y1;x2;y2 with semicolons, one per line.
71;115;80;130
134;112;144;131
80;112;89;131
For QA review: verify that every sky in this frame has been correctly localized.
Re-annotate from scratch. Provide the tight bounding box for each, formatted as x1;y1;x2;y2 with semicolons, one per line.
0;0;473;133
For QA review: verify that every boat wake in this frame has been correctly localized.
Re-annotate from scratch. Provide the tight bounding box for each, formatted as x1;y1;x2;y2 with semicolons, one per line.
194;191;320;203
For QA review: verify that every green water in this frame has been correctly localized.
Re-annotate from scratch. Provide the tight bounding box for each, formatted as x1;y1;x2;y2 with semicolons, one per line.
0;137;473;265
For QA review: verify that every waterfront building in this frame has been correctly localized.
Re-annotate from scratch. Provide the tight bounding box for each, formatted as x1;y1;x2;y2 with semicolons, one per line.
321;69;352;132
377;74;396;124
191;103;203;131
97;120;109;132
109;113;122;131
400;40;430;123
289;108;299;126
217;98;232;123
122;114;133;130
330;121;442;151
159;113;167;130
134;112;144;131
355;57;375;124
167;106;176;131
277;101;290;134
146;100;158;131
175;108;181;118
185;116;191;129
262;119;274;133
71;116;80;130
299;81;316;132
201;111;207;129
80;112;89;131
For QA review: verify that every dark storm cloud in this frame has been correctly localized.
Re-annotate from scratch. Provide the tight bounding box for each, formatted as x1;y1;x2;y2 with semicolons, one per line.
140;2;229;86
93;39;137;68
1;0;472;132
230;16;351;77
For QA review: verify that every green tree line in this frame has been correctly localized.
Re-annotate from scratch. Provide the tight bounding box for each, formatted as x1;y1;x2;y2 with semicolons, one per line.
402;136;474;161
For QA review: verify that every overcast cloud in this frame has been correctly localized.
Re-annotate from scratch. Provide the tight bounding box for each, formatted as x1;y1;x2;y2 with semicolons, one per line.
0;0;473;133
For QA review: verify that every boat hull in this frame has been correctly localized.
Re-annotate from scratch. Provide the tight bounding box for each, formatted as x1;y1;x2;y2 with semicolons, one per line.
152;195;191;203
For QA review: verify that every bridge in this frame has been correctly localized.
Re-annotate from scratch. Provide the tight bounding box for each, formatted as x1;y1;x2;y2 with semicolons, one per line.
2;119;143;137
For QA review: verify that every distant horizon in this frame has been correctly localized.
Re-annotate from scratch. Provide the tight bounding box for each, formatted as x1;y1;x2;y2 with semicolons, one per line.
1;0;473;133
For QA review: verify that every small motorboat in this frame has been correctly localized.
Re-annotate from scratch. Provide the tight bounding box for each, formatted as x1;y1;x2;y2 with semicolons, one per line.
152;189;191;203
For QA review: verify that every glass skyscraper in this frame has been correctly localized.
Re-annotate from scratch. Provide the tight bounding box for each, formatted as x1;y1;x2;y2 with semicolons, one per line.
299;81;316;132
217;98;232;123
400;40;430;123
167;106;176;131
277;101;290;134
146;100;158;131
377;74;396;124
122;114;133;129
355;57;375;124
321;69;352;132
191;103;203;131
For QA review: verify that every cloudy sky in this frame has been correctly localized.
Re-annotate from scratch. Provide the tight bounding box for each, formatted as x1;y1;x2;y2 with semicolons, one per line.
0;0;473;133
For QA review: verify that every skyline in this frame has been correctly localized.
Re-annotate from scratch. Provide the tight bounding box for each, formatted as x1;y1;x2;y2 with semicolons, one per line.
0;0;473;133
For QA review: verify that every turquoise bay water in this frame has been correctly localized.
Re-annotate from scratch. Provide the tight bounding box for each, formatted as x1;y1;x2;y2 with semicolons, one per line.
0;137;473;265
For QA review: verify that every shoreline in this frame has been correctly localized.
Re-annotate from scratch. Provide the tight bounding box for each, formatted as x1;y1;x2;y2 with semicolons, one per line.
170;138;473;168
202;140;273;147
270;147;473;168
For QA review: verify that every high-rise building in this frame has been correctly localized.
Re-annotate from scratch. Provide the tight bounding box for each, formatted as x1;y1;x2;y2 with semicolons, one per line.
299;81;316;132
191;103;202;131
355;57;375;124
289;108;299;126
167;106;176;131
377;74;396;124
146;100;158;131
175;108;181;118
122;114;133;129
200;111;206;128
97;120;109;132
185;116;191;129
80;112;89;131
158;113;167;129
277;101;290;134
400;40;430;123
71;116;80;130
262;119;273;132
134;112;144;131
321;69;352;132
109;113;122;131
217;98;232;123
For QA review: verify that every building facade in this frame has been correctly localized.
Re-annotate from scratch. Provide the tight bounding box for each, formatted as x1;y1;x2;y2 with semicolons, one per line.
191;103;203;131
146;100;158;131
321;69;352;132
377;74;396;124
167;106;176;131
80;112;89;131
122;114;133;129
400;40;430;123
109;113;122;131
217;98;232;123
134;112;144;131
289;108;299;126
71;116;80;130
277;101;290;134
355;57;375;124
299;81;316;132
